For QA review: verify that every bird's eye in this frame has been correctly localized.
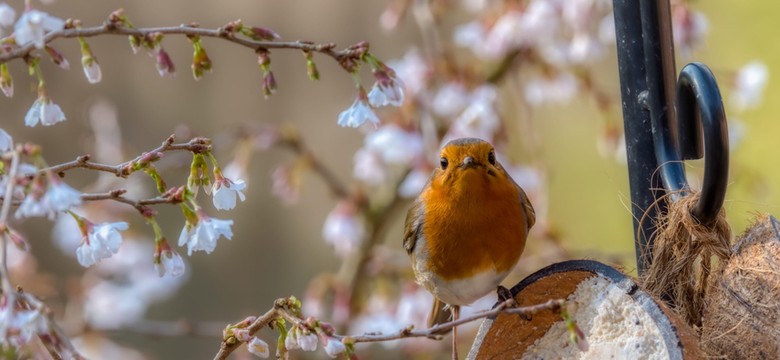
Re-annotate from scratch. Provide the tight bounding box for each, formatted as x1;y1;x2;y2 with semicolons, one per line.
488;151;496;165
440;157;449;170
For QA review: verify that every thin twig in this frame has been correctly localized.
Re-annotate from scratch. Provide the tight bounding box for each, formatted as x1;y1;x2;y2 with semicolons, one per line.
18;290;86;359
39;134;210;178
212;297;564;359
0;23;365;64
0;146;20;294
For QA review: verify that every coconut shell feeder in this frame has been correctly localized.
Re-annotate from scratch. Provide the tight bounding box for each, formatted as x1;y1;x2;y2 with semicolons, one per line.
462;1;780;358
467;260;702;359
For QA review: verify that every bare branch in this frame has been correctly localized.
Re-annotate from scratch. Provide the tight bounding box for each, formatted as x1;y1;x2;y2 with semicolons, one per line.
0;22;366;66
40;134;210;178
212;297;565;360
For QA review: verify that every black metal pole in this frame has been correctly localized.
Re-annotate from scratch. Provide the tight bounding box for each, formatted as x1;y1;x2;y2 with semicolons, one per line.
611;0;676;274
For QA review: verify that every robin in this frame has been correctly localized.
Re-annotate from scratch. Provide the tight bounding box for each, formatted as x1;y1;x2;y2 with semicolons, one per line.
403;137;535;359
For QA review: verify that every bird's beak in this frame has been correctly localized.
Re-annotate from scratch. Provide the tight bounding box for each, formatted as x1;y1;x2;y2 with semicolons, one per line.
460;156;481;169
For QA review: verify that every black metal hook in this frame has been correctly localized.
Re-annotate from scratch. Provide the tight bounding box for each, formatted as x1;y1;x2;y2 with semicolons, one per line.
652;62;729;225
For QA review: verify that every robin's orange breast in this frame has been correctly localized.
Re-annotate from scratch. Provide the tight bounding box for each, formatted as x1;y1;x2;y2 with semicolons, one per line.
420;170;527;281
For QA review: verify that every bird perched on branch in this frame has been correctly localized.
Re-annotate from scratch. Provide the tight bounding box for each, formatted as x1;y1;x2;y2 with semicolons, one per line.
403;137;535;359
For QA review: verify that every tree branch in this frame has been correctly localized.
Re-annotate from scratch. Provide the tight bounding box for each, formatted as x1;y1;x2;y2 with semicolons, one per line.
40;134;210;178
0;21;366;65
213;297;564;360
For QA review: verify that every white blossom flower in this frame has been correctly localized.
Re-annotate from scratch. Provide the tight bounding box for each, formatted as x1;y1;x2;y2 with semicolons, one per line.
284;325;301;350
212;176;246;210
14;194;47;219
0;307;48;346
155;247;185;278
731;61;769;111
13;9;64;49
0;128;12;152
247;337;270;358
82;57;102;84
337;89;380;128
178;215;234;255
285;327;300;350
0;3;15;28
364;124;424;165
25;97;66;127
323;337;346;358
322;201;366;257
298;332;318;351
368;70;404;107
76;222;128;267
43;179;82;214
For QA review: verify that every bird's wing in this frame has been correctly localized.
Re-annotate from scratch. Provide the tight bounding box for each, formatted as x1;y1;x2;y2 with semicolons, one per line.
403;197;425;254
517;184;536;230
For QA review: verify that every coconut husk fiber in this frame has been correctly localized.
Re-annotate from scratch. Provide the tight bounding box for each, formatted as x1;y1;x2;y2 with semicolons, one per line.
641;192;732;329
700;214;780;359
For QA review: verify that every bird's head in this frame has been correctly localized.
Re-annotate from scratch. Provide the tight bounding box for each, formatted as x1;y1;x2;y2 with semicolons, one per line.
432;138;508;189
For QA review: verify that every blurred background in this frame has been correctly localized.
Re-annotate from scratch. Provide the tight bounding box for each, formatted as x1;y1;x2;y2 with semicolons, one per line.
0;0;778;359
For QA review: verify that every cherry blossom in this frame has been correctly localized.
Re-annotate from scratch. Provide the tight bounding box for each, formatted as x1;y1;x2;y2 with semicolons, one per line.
13;9;64;49
247;337;270;358
178;214;234;255
76;221;128;267
155;244;186;278
211;173;247;210
367;69;405;107
25;97;66;127
323;337;346;358
298;331;318;351
337;88;379;128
